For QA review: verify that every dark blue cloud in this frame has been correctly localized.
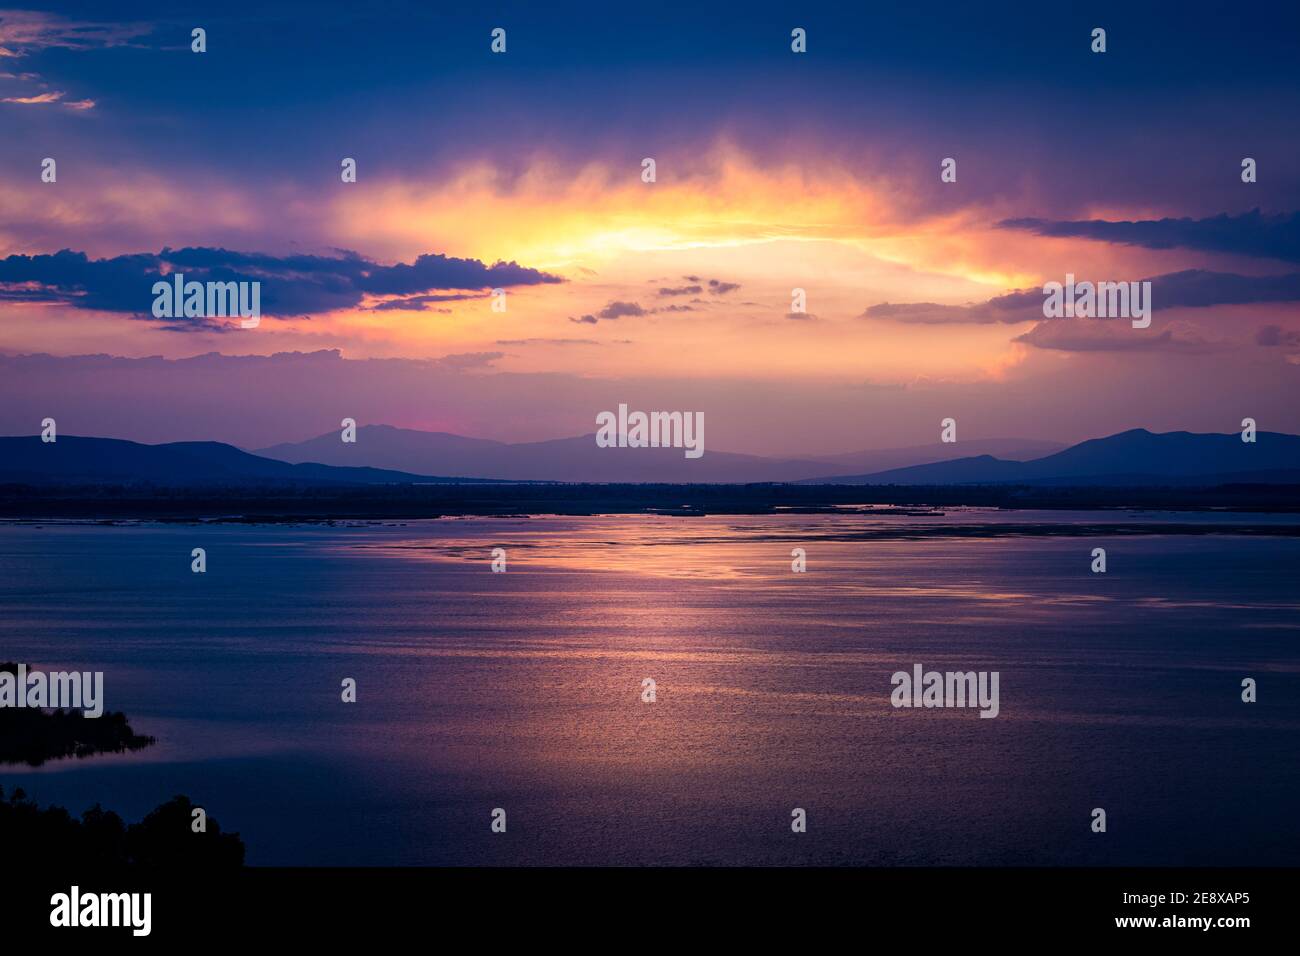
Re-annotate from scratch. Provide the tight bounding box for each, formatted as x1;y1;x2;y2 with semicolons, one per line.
567;300;646;324
0;247;561;324
658;278;738;297
368;292;484;312
356;254;559;297
998;210;1300;263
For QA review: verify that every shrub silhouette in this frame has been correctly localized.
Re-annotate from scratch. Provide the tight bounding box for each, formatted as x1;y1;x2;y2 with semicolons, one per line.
127;795;245;868
0;663;155;766
0;787;244;867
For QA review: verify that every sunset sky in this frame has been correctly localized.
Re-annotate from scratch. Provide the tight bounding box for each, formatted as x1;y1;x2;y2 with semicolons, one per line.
2;1;1299;455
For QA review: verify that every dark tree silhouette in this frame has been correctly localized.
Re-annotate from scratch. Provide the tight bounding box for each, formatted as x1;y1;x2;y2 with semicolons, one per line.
127;795;245;868
0;662;156;766
0;787;244;867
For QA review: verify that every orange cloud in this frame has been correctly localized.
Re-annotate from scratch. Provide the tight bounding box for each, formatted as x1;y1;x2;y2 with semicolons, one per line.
1;89;61;103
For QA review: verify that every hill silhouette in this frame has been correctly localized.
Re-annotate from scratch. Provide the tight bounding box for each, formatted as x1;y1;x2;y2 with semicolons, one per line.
0;435;498;486
804;429;1300;485
6;428;1299;490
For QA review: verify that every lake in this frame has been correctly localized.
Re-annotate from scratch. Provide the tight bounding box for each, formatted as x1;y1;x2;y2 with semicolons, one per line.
2;510;1298;865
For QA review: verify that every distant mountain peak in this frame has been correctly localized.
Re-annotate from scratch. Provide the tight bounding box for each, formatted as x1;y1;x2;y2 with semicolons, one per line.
0;435;494;486
799;427;1300;486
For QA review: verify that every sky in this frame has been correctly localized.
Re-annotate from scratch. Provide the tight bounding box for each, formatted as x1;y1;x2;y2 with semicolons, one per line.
2;0;1299;455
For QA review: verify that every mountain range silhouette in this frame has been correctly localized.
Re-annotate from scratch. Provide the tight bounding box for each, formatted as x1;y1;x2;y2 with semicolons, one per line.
2;427;1296;487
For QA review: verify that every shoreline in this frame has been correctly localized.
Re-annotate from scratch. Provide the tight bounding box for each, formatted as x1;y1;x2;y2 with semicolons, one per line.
2;481;1298;521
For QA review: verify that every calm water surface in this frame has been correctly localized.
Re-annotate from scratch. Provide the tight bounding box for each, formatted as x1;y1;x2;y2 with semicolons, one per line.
2;510;1298;865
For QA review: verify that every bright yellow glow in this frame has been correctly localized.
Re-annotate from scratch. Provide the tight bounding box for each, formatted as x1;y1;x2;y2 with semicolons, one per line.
1;143;1201;387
